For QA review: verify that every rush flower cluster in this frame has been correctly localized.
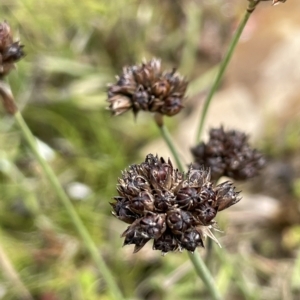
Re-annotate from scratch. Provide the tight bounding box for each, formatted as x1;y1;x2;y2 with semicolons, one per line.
0;21;24;78
191;127;266;182
111;154;241;254
107;58;188;117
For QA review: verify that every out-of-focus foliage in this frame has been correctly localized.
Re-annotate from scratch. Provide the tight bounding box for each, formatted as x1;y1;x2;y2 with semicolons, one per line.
0;0;299;299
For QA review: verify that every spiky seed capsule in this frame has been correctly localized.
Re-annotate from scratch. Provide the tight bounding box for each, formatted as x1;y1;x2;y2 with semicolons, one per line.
0;21;25;78
111;154;241;254
107;58;188;117
191;126;266;182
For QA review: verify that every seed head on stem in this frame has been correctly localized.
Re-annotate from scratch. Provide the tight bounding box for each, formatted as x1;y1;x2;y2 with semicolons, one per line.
0;21;25;115
107;58;188;118
111;154;241;255
192;126;266;182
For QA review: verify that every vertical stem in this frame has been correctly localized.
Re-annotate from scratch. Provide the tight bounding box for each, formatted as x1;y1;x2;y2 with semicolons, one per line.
188;252;222;300
13;111;124;300
195;1;258;142
156;121;222;300
159;125;184;171
192;3;259;297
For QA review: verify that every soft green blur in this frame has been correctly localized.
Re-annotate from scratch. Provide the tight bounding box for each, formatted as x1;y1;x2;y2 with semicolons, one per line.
0;0;299;299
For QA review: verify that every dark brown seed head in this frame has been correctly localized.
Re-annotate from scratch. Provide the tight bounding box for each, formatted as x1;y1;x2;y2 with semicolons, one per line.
111;154;241;254
0;21;25;78
191;126;266;182
107;58;188;117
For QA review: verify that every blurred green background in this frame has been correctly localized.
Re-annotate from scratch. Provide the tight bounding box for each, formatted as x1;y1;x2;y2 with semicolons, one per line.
1;0;300;299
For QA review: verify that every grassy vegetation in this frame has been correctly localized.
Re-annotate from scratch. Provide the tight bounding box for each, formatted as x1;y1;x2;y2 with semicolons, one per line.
0;1;299;299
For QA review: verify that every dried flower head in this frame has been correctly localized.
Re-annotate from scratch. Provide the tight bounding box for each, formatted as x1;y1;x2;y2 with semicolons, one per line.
191;126;266;182
0;21;25;78
111;154;241;254
107;58;188;117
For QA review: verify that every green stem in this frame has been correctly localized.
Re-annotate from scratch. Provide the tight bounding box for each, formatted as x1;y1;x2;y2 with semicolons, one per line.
157;123;222;300
195;1;258;143
14;111;124;300
159;125;184;171
188;252;222;300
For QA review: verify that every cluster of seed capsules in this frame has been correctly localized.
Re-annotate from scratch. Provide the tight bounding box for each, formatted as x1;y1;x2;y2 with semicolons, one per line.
111;154;241;254
107;58;188;117
191;126;266;182
0;21;24;78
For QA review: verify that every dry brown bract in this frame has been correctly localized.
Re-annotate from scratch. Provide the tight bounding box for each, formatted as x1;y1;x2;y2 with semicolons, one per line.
111;154;241;254
107;58;188;117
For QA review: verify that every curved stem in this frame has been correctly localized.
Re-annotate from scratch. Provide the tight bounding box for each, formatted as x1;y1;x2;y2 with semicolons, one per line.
195;1;258;143
14;111;124;300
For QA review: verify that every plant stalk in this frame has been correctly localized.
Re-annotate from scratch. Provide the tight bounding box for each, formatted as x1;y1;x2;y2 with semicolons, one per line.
159;124;184;171
14;111;124;300
188;252;222;300
156;120;222;300
195;1;258;142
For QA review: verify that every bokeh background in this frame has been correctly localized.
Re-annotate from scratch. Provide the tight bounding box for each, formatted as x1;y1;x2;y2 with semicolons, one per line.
0;0;300;299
